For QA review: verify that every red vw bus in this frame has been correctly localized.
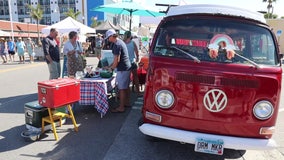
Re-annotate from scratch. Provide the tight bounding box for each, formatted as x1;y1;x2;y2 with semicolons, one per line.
139;4;282;155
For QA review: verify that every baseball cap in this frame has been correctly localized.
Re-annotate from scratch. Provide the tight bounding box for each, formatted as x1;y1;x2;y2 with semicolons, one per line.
105;29;116;40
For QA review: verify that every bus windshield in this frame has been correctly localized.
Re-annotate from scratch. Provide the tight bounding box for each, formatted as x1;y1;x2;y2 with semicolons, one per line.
153;17;279;66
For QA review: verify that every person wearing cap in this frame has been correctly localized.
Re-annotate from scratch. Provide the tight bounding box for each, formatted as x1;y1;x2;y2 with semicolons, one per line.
42;28;61;79
105;29;132;113
94;33;103;60
16;37;26;64
26;38;35;63
0;38;8;64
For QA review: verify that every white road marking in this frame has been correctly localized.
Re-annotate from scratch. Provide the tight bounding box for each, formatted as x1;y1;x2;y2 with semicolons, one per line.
132;96;144;110
134;101;143;105
0;63;44;73
137;97;143;101
132;106;142;110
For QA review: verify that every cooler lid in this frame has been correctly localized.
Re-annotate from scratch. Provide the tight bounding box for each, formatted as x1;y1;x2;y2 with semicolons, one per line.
38;78;79;87
25;101;45;110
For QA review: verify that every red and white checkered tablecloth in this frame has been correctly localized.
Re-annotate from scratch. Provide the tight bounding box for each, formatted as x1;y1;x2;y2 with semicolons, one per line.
79;77;116;117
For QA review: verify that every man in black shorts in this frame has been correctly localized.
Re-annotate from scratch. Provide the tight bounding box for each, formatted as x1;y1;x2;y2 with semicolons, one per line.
7;38;16;62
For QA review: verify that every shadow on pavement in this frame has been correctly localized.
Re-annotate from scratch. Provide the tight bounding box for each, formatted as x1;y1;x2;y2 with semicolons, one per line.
0;124;29;152
103;103;246;160
0;93;39;153
22;93;137;160
0;93;38;114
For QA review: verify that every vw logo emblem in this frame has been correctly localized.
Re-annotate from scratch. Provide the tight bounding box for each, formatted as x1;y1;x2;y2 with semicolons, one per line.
203;89;227;112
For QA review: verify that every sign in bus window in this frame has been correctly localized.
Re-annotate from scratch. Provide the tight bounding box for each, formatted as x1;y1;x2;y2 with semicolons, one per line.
175;38;208;47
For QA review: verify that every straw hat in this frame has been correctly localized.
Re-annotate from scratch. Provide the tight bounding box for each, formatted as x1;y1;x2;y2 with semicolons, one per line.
97;33;102;37
0;38;4;41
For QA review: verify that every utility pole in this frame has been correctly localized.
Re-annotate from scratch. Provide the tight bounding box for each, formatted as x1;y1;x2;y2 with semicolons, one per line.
155;3;178;14
8;0;14;42
82;0;85;24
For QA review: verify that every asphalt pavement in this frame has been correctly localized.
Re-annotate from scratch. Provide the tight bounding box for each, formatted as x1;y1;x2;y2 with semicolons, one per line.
0;56;135;160
0;56;284;160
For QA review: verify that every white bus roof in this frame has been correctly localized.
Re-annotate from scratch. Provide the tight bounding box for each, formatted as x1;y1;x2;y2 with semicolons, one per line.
166;4;266;24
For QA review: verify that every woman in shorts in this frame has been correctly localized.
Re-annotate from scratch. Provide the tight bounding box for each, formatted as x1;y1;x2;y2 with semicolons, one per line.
0;38;8;64
16;37;26;64
26;38;35;63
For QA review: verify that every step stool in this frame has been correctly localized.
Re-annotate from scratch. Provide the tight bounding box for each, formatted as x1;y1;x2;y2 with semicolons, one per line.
41;104;78;141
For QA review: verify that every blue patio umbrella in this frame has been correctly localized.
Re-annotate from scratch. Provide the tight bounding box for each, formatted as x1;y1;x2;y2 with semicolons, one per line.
91;1;165;32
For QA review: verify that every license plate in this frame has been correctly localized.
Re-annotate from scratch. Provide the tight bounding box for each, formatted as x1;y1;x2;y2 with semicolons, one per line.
194;138;224;155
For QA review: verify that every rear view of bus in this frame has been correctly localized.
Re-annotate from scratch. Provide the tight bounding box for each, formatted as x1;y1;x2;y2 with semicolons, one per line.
139;4;282;155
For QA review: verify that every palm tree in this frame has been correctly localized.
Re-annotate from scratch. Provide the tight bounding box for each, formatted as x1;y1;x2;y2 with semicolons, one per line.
262;0;277;19
90;17;101;28
27;4;43;45
63;8;81;20
264;13;278;19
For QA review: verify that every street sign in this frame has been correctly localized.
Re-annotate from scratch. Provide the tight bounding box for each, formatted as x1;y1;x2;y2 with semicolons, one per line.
276;30;282;36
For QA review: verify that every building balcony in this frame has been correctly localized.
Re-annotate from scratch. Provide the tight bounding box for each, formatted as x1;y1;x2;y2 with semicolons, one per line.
39;2;50;5
58;0;75;5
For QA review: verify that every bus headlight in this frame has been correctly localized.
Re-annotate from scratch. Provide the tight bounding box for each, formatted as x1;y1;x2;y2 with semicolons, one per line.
155;90;175;109
253;101;274;120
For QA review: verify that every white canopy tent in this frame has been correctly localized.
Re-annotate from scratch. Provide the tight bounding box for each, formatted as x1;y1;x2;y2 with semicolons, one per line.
139;16;162;37
137;25;150;37
0;29;10;37
41;17;96;35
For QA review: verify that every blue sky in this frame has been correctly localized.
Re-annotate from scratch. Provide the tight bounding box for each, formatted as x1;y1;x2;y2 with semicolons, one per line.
142;0;284;17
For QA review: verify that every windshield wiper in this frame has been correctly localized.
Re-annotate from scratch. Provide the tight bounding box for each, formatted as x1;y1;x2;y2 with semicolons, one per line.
234;52;261;69
171;46;201;63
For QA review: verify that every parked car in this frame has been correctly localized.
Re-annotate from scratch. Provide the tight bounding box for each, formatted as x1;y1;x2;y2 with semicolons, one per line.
139;4;282;155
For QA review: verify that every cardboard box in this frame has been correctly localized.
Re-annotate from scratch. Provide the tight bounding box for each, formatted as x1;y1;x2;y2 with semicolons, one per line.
38;78;80;108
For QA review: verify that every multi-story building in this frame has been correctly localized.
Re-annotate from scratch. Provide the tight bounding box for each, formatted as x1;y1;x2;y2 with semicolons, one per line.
0;0;131;28
0;0;85;25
